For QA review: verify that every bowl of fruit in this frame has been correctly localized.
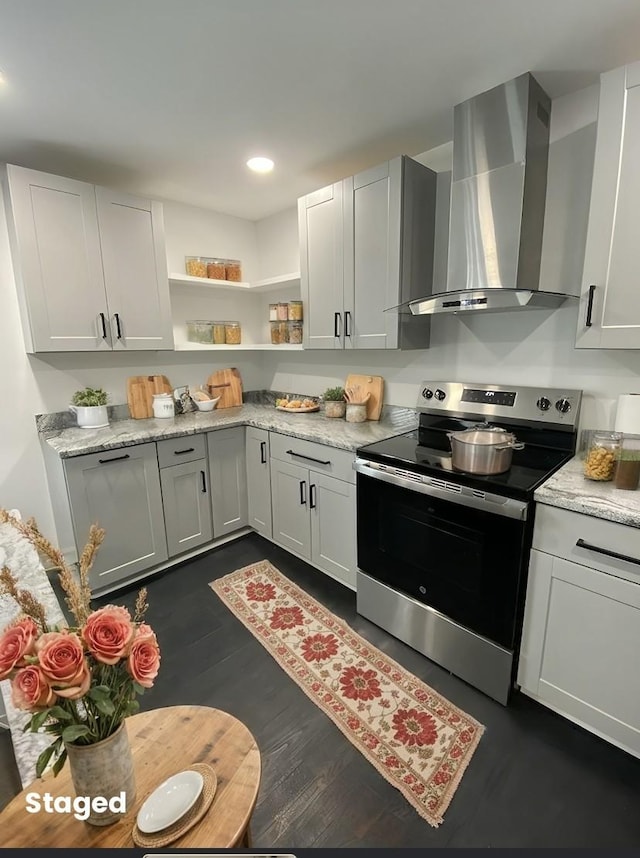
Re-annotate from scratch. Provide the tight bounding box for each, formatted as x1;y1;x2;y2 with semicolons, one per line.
275;397;319;413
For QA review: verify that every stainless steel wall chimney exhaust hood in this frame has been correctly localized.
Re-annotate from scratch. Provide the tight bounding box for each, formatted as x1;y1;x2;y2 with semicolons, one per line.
409;73;576;316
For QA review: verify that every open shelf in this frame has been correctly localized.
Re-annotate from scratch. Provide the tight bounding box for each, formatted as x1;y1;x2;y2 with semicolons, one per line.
174;342;304;351
169;271;300;293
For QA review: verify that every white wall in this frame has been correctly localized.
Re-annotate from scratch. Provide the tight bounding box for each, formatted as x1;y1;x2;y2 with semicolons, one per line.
256;206;300;279
263;84;640;434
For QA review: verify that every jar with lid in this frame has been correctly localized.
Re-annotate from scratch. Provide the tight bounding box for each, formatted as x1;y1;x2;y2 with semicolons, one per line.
270;321;282;344
185;257;207;278
277;302;289;321
152;393;174;419
269;303;278;322
288;321;303;344
225;260;242;282
288;300;303;321
212;321;226;345
584;431;622;481
225;321;242;344
206;259;226;280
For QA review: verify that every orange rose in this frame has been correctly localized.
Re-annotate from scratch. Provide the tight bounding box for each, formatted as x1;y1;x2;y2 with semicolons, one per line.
127;627;160;689
82;605;134;665
0;617;39;680
11;665;56;710
37;631;91;699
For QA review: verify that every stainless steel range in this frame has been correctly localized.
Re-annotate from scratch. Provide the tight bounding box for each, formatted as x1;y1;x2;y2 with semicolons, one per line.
355;381;582;705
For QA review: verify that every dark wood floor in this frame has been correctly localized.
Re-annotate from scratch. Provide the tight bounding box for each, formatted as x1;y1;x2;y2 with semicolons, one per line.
2;532;640;847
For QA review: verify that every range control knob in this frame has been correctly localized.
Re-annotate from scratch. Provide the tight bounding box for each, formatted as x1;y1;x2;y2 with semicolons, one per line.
536;396;551;412
434;389;446;401
422;387;433;400
555;398;572;414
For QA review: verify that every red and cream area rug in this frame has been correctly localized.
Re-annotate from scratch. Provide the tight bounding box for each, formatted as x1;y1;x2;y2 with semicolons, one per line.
210;560;485;828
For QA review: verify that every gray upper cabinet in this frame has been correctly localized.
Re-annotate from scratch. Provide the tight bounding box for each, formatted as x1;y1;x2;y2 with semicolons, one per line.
2;164;173;353
246;427;272;539
63;442;168;592
207;427;248;537
576;61;640;349
298;156;436;351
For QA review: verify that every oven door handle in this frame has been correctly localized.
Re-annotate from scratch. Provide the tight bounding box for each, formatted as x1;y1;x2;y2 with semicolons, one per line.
354;458;529;521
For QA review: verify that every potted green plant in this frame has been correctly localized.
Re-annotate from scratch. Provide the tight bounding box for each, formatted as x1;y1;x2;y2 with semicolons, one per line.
69;387;109;429
322;386;346;419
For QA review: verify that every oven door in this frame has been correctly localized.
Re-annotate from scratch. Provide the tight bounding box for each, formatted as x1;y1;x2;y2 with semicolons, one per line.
356;460;531;649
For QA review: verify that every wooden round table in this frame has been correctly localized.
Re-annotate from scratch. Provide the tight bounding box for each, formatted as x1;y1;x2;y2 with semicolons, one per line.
0;705;261;848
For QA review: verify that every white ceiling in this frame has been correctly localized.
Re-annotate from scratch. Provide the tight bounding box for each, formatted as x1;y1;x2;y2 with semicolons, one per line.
1;0;640;221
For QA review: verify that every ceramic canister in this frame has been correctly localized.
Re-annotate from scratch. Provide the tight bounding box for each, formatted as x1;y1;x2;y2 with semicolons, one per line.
152;393;174;419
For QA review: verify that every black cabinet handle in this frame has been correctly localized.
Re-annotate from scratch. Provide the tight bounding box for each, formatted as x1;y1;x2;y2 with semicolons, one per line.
345;311;352;338
334;311;341;338
585;284;596;328
286;449;331;466
98;453;130;464
299;480;307;505
260;440;267;464
114;313;123;339
201;470;207;493
576;538;640;567
309;483;317;509
174;447;195;455
99;312;107;339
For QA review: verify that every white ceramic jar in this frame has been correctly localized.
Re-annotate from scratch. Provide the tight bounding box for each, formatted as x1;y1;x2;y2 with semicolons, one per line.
152;393;174;419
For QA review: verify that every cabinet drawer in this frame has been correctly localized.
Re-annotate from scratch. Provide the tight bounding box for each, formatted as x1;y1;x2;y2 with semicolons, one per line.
533;503;640;584
269;432;355;484
157;434;206;468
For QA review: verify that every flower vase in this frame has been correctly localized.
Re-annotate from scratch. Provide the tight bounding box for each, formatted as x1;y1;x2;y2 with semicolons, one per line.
65;721;136;826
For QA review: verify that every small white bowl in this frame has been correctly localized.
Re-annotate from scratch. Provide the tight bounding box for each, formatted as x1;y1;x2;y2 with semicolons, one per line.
136;769;204;833
195;396;220;412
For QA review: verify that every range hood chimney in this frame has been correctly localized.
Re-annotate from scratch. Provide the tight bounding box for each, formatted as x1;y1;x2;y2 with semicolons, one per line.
409;73;574;316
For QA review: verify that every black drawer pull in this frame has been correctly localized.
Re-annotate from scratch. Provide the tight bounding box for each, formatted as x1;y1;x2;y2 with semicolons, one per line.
173;447;195;455
114;312;123;339
98;454;130;464
334;311;341;338
201;470;207;493
286;449;331;466
299;480;307;505
585;284;596;328
576;538;640;567
309;483;317;509
260;440;267;464
345;310;352;338
99;312;107;339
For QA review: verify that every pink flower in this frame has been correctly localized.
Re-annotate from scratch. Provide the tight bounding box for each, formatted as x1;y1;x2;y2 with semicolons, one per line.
11;665;56;710
37;631;89;698
82;605;134;664
0;617;38;680
127;628;160;688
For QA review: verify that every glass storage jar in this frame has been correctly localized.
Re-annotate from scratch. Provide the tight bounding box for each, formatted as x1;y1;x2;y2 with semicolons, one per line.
206;259;226;280
185;257;207;278
288;321;303;344
269;303;278;321
225;321;242;344
277;302;289;321
186;320;214;343
225;260;242;281
212;321;226;345
270;321;282;344
584;431;622;481
288;300;303;321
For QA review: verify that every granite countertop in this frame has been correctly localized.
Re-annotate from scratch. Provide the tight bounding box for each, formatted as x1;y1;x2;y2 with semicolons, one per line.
534;456;640;528
40;403;418;459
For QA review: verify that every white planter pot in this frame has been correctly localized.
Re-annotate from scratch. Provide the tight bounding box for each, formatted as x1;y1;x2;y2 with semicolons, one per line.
69;404;109;429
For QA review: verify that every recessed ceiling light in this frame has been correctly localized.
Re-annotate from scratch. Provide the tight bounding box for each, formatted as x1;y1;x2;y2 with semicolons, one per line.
246;157;274;173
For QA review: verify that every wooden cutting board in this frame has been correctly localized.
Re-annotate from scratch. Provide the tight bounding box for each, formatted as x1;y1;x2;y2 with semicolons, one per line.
206;367;243;409
345;374;384;421
127;375;173;419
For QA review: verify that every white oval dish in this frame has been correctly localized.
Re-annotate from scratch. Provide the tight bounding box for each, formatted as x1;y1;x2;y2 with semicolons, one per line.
136;769;204;833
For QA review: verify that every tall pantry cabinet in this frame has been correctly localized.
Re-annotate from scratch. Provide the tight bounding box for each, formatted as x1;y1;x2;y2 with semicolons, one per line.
298;155;436;351
1;164;173;352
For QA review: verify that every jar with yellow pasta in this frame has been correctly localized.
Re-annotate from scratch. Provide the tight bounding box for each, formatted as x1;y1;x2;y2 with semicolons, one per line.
584;432;621;481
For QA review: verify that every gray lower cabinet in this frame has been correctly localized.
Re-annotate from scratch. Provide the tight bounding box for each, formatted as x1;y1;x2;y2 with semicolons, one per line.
63;442;168;591
246;427;272;538
518;504;640;758
160;460;212;557
270;457;356;588
207;427;248;537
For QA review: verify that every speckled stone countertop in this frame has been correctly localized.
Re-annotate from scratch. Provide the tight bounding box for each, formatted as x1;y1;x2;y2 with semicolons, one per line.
534;456;640;528
40;404;418;458
0;512;66;787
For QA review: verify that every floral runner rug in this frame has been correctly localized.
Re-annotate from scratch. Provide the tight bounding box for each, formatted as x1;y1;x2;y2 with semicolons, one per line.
210;560;485;827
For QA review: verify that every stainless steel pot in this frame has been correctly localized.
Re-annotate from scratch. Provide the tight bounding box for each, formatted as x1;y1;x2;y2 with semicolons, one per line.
448;425;525;475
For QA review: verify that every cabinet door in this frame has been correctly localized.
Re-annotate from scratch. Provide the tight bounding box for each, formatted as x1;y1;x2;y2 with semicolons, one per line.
270;459;311;559
310;473;356;588
344;160;401;349
576;61;640;348
207;427;248;537
95;187;174;350
63;443;168;591
298;182;345;349
246;427;272;538
4;165;110;352
518;549;640;757
160;460;212;557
